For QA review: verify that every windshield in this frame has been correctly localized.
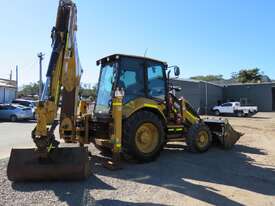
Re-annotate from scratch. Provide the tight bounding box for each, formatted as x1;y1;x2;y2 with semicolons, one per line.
94;63;116;114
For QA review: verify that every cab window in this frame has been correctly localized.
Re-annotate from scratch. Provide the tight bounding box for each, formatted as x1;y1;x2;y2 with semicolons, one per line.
222;103;232;107
147;65;165;100
119;66;145;103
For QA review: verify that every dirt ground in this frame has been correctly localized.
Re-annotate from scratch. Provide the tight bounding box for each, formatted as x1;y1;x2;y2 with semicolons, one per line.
0;112;275;206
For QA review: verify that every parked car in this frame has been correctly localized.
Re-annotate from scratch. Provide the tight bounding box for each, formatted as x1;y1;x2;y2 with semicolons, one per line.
0;104;33;122
12;99;37;119
212;102;258;117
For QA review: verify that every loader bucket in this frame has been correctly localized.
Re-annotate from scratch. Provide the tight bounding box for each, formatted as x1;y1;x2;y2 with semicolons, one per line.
221;120;244;149
7;147;91;182
204;118;243;149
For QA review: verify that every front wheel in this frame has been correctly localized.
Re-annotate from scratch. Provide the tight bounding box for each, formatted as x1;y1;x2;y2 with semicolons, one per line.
33;112;36;120
123;111;165;162
214;110;220;116
10;115;17;122
186;122;212;153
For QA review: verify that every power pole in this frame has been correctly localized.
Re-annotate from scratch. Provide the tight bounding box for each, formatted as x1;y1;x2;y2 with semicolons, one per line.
16;65;18;93
205;82;208;115
37;52;45;98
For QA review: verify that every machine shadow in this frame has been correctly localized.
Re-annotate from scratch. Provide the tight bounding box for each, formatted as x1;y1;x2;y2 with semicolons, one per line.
93;143;275;206
12;172;114;206
97;199;170;206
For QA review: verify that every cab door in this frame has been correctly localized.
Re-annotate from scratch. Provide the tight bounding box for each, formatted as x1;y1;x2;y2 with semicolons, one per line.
146;63;166;101
0;105;10;119
220;103;233;113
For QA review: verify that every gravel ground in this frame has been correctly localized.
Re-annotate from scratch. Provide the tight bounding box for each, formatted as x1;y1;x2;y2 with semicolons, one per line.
0;113;275;206
0;121;35;158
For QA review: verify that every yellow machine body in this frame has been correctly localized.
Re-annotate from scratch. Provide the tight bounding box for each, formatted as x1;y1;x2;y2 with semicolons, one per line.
92;54;242;161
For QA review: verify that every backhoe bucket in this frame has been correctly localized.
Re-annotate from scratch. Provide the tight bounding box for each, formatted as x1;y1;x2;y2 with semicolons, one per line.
204;118;243;149
7;147;91;182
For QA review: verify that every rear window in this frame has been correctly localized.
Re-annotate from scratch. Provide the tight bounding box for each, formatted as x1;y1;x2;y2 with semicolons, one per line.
10;105;17;109
0;105;11;110
12;100;32;107
1;105;16;110
222;103;232;107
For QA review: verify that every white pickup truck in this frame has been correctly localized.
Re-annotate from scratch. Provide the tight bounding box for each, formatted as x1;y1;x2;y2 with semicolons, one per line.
212;102;258;117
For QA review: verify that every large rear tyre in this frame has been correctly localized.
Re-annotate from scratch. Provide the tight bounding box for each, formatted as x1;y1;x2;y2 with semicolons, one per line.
123;111;165;162
186;122;212;153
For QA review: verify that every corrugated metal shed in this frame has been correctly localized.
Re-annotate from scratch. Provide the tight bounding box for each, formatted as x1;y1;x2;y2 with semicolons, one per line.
0;79;16;103
171;78;275;113
171;79;223;114
224;83;273;112
0;78;16;88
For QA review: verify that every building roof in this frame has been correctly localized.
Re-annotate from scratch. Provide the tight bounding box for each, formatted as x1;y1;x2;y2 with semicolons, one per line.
172;78;275;87
0;78;17;88
222;82;274;86
211;79;274;86
209;79;238;86
172;78;223;87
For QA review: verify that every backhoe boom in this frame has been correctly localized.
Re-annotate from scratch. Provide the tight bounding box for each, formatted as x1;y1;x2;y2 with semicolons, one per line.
7;0;91;182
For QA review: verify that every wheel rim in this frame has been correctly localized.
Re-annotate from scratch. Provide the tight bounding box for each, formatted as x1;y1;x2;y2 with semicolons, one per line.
215;111;219;115
11;116;16;122
196;131;209;149
135;123;159;154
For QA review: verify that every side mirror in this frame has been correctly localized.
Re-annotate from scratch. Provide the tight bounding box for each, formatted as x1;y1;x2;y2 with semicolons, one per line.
174;66;180;77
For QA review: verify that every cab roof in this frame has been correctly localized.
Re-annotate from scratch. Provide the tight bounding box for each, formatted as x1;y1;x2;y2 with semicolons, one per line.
96;54;168;67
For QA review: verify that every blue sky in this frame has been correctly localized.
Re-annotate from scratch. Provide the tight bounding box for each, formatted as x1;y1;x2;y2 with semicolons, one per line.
1;0;275;86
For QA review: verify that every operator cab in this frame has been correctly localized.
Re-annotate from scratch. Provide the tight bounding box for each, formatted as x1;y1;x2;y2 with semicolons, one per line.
94;54;169;116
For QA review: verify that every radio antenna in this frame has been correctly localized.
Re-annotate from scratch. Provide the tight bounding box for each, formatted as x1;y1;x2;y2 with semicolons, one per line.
144;48;148;57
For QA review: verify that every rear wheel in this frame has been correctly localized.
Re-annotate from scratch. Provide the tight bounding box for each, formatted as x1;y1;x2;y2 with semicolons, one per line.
186;122;212;153
10;115;17;122
236;111;243;117
123;111;164;162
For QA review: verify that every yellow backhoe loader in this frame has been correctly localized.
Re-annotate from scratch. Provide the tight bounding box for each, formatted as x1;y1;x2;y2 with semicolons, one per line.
7;0;242;181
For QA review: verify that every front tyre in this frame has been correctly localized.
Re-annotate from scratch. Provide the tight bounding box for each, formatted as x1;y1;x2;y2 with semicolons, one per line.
214;110;220;116
123;111;165;162
186;122;212;153
10;115;17;122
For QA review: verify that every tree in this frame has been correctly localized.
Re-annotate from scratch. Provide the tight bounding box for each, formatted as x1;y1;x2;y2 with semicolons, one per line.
18;82;98;101
190;75;224;82
17;82;40;98
232;68;263;83
79;85;97;101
